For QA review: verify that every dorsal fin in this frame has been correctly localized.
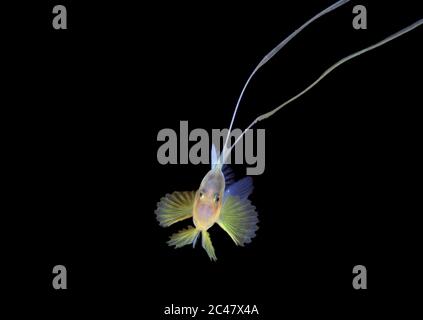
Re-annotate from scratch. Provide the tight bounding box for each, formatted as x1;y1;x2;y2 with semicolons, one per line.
219;0;421;167
211;144;218;169
223;17;423;161
220;0;351;165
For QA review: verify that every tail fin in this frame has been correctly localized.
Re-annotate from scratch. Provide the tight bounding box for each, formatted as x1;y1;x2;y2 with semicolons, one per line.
201;230;217;261
168;226;200;248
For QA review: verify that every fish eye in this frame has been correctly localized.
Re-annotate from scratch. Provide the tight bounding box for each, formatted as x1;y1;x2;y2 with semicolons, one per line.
199;192;204;199
214;194;220;203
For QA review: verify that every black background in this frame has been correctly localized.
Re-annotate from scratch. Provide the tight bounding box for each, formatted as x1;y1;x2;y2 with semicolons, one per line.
5;0;422;318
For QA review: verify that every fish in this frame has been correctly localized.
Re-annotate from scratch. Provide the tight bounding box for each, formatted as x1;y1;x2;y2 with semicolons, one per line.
155;145;258;261
155;0;423;261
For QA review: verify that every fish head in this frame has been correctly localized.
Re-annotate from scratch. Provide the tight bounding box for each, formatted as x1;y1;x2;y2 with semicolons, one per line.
193;168;225;230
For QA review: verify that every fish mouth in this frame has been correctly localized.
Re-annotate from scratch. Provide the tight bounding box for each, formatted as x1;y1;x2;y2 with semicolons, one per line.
193;201;219;231
196;203;215;221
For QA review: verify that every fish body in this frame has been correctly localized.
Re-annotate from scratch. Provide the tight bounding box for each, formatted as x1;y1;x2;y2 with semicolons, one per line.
193;168;225;231
154;0;423;261
155;158;259;261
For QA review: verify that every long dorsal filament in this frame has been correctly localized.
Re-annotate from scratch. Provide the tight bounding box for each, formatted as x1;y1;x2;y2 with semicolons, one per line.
221;0;352;165
220;0;422;166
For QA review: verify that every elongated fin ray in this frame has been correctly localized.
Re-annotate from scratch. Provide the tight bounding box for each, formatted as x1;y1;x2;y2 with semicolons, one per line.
155;191;195;227
168;226;201;248
221;0;351;164
201;230;217;261
211;144;218;169
218;196;259;246
225;18;423;158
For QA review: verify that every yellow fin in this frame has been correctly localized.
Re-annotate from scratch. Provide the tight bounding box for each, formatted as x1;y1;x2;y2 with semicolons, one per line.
201;230;217;261
168;226;200;248
155;191;195;227
218;196;259;246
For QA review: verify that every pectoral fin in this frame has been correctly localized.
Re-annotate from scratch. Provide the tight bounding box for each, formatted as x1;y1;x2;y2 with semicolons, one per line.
155;191;195;227
218;196;259;246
